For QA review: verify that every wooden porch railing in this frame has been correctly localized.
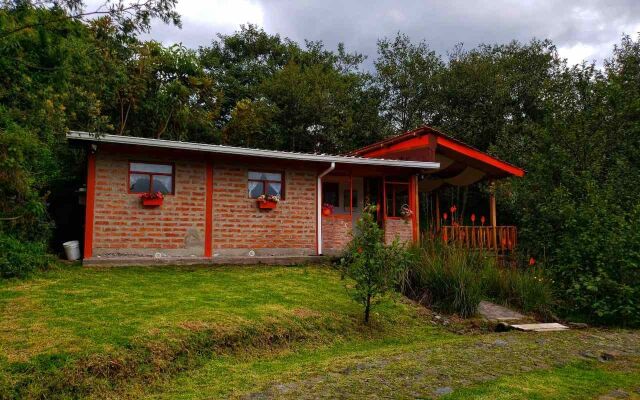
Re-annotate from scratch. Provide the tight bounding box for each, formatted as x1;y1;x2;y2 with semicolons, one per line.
440;225;517;252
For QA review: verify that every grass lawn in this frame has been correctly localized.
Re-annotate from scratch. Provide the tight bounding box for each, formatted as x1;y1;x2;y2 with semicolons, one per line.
1;264;639;399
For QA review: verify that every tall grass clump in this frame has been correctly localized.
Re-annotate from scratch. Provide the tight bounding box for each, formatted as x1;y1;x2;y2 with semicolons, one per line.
401;240;555;319
401;241;484;317
481;260;554;319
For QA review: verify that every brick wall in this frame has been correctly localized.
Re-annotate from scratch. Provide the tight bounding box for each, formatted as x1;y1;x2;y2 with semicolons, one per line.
211;164;317;256
89;148;414;259
92;151;206;257
322;215;352;255
384;218;414;244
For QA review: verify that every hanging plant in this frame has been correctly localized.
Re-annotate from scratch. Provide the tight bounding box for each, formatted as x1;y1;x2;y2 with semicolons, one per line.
400;204;413;222
322;203;334;216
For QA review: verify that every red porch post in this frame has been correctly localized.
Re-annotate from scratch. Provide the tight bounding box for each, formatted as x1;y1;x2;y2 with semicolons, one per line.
410;175;419;243
489;180;497;251
204;162;213;257
83;152;96;259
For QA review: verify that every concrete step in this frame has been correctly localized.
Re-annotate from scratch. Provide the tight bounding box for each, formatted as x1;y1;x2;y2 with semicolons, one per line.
510;323;570;332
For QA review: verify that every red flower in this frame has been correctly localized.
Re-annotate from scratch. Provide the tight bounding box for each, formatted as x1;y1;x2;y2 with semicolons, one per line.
470;213;476;223
443;212;448;221
450;205;457;213
480;216;486;225
139;191;164;200
529;257;536;266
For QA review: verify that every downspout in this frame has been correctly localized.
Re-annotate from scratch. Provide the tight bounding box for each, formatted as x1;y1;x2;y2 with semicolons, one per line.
317;162;336;255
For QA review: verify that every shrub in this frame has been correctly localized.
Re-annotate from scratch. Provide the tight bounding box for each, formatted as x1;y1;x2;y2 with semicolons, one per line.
401;241;484;318
338;205;411;323
549;197;640;327
0;233;53;279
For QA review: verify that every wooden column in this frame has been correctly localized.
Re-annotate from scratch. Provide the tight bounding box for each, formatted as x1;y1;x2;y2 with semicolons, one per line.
435;191;440;231
349;174;353;215
489;181;497;251
411;175;419;243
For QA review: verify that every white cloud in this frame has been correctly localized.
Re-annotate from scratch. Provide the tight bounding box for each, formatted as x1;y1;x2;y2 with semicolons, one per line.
558;42;599;66
177;0;264;30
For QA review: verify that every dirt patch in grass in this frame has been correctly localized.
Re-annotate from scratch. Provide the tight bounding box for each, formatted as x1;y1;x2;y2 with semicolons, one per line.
234;329;640;399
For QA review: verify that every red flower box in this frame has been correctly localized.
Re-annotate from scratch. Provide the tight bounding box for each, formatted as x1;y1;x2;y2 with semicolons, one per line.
142;198;163;207
258;200;278;209
322;203;334;216
140;192;164;207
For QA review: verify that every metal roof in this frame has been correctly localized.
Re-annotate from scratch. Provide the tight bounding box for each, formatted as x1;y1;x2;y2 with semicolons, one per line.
67;131;440;170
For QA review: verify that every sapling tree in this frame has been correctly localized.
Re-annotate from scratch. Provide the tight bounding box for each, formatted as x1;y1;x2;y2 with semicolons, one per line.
338;205;409;324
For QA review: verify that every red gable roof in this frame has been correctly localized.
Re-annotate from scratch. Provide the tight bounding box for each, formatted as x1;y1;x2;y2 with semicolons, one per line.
350;126;525;179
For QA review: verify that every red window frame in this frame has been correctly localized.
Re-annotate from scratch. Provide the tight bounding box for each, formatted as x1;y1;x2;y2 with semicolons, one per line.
248;170;285;200
128;161;175;195
385;181;409;218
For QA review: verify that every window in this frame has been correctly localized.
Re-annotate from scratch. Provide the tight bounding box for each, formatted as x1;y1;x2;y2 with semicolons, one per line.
322;182;339;207
385;183;409;217
248;171;284;199
343;189;358;211
129;162;174;194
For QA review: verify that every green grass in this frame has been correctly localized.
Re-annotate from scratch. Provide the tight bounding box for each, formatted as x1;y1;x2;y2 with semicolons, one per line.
0;264;421;361
1;264;639;399
443;361;640;400
0;264;444;398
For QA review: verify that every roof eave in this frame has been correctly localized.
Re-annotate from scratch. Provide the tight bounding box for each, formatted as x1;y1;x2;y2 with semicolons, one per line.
66;131;440;170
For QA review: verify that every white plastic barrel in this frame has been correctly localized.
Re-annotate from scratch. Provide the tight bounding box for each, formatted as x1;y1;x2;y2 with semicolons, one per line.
63;240;81;261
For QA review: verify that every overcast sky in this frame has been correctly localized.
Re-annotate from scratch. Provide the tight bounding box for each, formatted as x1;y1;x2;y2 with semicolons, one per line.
139;0;640;68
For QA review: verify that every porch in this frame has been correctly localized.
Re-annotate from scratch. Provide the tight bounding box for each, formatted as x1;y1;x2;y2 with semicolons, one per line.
350;126;525;254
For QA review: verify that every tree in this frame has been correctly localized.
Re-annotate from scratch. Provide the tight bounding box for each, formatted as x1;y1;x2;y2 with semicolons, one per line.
0;0;180;39
374;33;444;133
338;206;409;323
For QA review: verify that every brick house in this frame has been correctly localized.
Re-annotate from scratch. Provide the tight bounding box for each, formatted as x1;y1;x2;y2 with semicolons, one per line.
68;126;523;265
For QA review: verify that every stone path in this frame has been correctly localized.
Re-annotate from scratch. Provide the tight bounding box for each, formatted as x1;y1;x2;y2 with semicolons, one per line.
478;300;527;321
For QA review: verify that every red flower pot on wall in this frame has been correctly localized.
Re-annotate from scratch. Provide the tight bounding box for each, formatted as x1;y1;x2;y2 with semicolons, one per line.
142;198;163;207
322;203;334;216
258;200;278;209
140;192;164;207
257;194;280;210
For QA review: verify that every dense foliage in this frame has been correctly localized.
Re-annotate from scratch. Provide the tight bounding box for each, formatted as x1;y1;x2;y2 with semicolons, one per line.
338;206;410;323
0;1;638;324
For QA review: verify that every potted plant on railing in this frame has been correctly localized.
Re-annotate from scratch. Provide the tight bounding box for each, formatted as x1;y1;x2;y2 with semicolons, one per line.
400;204;413;223
257;194;280;209
322;203;334;216
140;191;164;207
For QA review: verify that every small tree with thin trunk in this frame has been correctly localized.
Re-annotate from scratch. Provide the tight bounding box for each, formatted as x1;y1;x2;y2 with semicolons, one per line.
338;205;408;324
